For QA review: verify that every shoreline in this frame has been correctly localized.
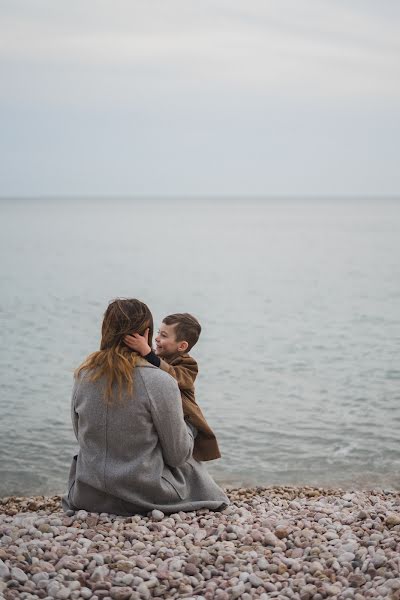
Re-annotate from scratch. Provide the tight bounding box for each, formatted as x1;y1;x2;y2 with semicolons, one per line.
1;486;400;599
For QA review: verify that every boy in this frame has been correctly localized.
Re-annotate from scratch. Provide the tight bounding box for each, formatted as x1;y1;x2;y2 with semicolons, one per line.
124;313;221;462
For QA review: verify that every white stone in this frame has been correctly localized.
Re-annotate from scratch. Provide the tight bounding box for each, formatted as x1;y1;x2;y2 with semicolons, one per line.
257;558;269;570
338;552;355;564
137;582;151;599
249;573;264;587
151;510;164;521
92;553;104;565
76;510;88;520
56;586;71;599
11;566;28;583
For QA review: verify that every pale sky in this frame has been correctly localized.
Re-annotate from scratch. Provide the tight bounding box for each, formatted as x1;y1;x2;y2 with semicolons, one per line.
1;0;399;196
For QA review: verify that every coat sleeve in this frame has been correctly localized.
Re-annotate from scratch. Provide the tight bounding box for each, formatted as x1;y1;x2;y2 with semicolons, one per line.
159;357;197;391
142;370;194;468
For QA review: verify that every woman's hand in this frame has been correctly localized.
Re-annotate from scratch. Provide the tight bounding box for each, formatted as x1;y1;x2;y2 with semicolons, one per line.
124;328;151;356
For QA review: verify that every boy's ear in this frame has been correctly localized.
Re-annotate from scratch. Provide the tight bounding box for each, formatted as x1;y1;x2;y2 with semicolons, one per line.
178;340;189;353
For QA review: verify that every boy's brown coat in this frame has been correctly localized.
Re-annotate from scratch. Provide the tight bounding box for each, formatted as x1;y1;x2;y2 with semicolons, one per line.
159;353;221;461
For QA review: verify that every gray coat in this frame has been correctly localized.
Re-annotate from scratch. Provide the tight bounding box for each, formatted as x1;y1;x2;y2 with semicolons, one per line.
62;361;229;515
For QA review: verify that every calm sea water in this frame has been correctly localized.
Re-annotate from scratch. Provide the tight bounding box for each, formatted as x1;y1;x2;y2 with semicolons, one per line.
0;197;399;497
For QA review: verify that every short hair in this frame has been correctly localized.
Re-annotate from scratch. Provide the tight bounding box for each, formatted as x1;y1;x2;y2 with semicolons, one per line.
163;313;201;351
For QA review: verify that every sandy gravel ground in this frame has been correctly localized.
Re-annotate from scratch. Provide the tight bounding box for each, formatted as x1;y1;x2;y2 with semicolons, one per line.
1;486;400;599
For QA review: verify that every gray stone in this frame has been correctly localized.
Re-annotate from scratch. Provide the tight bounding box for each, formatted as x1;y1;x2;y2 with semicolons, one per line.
47;581;61;597
32;572;49;584
0;536;12;545
324;584;342;596
137;582;150;599
249;573;264;587
372;554;386;568
257;557;269;570
338;552;355;564
230;582;246;599
263;532;279;546
91;566;109;581
266;563;278;573
151;510;164;521
76;510;88;520
56;586;71;599
0;559;10;580
10;567;28;583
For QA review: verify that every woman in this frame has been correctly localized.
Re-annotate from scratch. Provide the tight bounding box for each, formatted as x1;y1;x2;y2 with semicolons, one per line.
63;298;228;515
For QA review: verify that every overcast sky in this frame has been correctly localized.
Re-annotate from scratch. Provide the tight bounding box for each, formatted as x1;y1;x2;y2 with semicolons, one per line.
1;0;399;197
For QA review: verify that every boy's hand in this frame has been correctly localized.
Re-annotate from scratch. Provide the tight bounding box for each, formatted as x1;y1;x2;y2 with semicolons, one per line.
124;328;151;356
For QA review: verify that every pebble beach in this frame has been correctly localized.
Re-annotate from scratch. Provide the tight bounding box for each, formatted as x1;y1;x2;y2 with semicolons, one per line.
1;486;400;600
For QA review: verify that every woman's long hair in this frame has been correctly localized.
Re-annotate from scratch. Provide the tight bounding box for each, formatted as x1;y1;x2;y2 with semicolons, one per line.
75;298;153;401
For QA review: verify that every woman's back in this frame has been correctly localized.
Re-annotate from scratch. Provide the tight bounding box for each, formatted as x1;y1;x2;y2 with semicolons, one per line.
65;361;228;515
63;298;228;515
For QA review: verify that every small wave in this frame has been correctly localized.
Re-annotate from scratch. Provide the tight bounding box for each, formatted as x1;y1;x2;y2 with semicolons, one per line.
386;370;400;380
329;442;357;459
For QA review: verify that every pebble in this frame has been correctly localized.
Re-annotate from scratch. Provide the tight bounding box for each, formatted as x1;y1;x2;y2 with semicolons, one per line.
137;582;151;599
257;557;269;570
230;581;246;598
110;587;133;599
10;566;28;583
338;552;356;563
1;486;400;599
32;571;49;584
372;554;386;568
76;510;88;520
249;573;264;587
385;513;400;527
0;559;10;579
264;531;279;545
184;562;198;575
151;510;164;521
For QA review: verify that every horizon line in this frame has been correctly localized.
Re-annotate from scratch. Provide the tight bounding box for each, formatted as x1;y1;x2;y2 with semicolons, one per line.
1;194;400;201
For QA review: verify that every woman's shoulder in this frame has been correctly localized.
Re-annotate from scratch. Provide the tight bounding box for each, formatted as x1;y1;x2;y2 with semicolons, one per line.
136;364;179;390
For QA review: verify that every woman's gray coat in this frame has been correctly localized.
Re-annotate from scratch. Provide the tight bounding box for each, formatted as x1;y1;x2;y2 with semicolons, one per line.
62;361;229;515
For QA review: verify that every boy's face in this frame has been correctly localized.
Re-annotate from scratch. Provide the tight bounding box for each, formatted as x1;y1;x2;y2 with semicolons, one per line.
155;322;188;358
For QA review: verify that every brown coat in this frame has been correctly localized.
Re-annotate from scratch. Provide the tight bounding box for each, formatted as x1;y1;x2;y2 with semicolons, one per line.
159;353;221;462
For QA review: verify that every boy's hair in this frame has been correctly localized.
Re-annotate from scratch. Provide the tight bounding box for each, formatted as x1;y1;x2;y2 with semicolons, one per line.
163;313;201;351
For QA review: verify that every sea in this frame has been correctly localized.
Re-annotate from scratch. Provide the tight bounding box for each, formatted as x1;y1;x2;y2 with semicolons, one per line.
0;196;399;497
